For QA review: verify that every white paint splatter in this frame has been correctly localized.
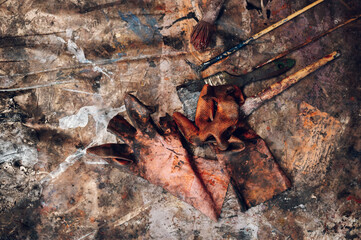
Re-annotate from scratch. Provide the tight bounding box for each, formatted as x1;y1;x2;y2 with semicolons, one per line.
40;149;85;184
40;104;127;184
92;65;113;80
148;193;261;239
0;80;76;92
61;88;97;95
67;39;91;64
83;160;108;165
0;139;38;167
59;105;125;130
56;36;66;44
60;30;113;80
59;104;126;145
77;230;97;240
294;204;306;209
114;204;152;227
66;28;73;38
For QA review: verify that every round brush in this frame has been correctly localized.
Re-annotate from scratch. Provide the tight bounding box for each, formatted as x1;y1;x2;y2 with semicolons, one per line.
191;0;226;51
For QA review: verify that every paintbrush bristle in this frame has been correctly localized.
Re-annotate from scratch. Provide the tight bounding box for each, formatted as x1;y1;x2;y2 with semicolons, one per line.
191;20;215;51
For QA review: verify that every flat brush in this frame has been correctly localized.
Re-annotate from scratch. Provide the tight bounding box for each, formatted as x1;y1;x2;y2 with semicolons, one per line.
180;51;340;121
241;51;340;117
177;58;295;120
177;58;295;93
191;0;226;51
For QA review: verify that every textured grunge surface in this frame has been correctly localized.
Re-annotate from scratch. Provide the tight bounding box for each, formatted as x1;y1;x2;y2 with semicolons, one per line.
0;0;360;239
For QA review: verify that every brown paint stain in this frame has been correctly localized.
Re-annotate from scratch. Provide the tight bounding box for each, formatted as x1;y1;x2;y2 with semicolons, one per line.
89;216;96;223
271;3;289;16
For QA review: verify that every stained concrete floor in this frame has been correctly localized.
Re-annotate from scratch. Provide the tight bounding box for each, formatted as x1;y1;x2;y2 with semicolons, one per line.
0;0;360;239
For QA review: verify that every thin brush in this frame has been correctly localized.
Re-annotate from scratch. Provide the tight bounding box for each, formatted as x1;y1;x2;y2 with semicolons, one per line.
254;14;361;69
241;51;340;117
191;0;226;51
187;0;325;73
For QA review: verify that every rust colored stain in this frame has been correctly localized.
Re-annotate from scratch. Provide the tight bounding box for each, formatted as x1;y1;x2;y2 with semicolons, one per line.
282;102;343;185
89;217;96;223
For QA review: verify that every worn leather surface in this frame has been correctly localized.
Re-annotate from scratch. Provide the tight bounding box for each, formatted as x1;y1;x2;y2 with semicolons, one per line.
174;84;291;210
174;84;245;150
87;94;230;220
216;123;291;208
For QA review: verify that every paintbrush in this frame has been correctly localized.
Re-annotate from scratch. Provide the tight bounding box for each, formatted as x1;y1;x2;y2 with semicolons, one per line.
178;58;295;93
241;51;340;116
177;58;295;120
180;51;340;120
191;0;226;51
187;0;325;73
254;14;361;69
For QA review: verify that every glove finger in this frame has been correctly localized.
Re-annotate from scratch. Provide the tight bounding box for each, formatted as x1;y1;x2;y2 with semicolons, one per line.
124;94;158;138
173;112;200;145
87;144;135;166
108;114;136;144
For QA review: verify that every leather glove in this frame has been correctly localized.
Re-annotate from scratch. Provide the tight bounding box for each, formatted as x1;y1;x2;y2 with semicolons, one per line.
87;94;229;220
174;84;246;151
215;122;291;208
173;84;291;209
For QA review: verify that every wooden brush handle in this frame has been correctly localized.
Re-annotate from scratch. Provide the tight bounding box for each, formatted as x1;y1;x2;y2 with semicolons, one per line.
201;0;226;23
240;51;340;117
197;0;325;72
